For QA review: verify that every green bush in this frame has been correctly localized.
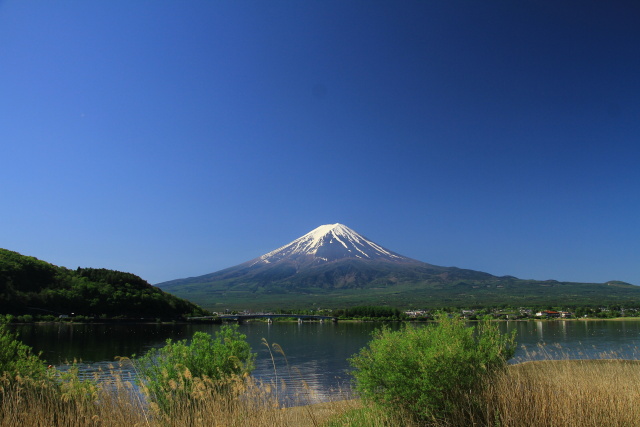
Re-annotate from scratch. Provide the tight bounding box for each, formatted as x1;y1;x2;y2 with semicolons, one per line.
0;322;48;380
135;325;256;413
349;314;516;423
15;314;33;323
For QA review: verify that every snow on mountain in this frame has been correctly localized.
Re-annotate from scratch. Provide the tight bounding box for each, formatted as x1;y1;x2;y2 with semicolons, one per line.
251;223;414;266
155;223;499;298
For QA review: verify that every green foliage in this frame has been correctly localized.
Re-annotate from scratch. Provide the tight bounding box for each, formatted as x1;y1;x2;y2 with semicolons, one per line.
15;314;34;323
335;306;405;319
0;320;101;408
135;325;256;413
0;248;208;318
76;267;150;289
349;314;516;423
0;322;48;380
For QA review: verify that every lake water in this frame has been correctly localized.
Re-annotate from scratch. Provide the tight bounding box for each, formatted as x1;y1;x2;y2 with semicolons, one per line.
11;320;640;404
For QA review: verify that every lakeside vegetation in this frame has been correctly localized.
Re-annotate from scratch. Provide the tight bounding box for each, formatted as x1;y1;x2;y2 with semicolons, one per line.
3;316;640;426
0;249;208;319
216;304;640;323
3;304;639;325
2;304;639;325
349;314;516;424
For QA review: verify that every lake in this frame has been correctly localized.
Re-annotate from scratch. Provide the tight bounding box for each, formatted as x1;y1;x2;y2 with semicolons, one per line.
11;320;640;404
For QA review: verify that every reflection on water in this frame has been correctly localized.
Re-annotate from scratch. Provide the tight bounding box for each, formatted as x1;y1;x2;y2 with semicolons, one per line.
502;320;640;362
11;320;640;403
12;321;384;404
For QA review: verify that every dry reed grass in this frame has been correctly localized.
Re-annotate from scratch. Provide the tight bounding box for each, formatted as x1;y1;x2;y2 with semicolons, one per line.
3;345;640;426
0;364;355;427
0;372;149;426
483;358;640;427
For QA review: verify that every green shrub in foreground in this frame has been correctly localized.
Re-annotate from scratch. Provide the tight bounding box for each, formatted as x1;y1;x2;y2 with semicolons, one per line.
135;325;256;413
0;322;48;381
349;314;516;423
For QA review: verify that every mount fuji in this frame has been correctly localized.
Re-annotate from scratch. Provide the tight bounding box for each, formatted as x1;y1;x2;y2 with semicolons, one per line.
158;223;491;291
251;223;411;265
156;223;638;310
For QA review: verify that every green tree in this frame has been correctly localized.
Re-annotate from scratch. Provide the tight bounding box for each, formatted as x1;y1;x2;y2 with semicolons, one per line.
349;313;516;423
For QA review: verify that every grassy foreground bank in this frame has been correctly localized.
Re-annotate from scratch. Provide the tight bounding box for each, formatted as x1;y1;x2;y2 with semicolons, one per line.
1;358;640;426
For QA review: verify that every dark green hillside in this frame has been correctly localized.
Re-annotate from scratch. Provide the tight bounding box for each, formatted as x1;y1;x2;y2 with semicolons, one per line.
0;248;207;318
162;278;640;312
159;262;640;312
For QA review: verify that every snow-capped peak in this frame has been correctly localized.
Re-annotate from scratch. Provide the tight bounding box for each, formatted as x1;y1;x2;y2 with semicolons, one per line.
253;223;410;265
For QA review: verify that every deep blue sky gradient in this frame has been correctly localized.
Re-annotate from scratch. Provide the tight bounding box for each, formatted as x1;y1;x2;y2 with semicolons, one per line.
2;1;639;285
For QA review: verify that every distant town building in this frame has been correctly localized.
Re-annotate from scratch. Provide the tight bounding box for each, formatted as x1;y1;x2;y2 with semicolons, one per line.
536;310;572;318
536;310;561;318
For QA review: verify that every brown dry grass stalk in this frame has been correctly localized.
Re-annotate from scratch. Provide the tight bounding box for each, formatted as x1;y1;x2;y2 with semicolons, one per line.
0;374;149;426
2;356;640;426
0;369;356;427
482;359;640;427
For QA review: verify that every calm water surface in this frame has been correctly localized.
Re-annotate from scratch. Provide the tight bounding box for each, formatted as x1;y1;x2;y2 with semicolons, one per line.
12;320;640;403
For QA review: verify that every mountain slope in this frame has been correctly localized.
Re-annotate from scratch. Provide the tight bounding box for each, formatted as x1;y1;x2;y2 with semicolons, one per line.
158;223;496;291
157;223;640;310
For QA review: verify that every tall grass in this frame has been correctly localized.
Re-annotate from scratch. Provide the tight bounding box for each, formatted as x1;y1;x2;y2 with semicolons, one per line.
483;358;640;427
0;355;355;427
2;345;640;426
0;370;149;426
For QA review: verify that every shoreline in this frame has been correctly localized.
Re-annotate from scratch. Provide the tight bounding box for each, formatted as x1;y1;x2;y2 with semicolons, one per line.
4;316;640;326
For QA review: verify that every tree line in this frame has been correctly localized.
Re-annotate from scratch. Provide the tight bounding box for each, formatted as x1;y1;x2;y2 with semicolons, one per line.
0;248;207;319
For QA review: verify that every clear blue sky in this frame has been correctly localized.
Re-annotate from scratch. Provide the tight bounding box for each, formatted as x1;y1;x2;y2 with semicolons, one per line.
2;1;639;286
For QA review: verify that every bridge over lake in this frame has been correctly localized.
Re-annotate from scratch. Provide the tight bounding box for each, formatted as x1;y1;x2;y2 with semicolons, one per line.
192;314;337;323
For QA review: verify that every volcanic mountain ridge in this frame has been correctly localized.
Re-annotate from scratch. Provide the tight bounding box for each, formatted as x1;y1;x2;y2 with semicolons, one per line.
155;223;639;310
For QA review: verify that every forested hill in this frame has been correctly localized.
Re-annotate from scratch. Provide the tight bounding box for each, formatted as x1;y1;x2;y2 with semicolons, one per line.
0;248;208;318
